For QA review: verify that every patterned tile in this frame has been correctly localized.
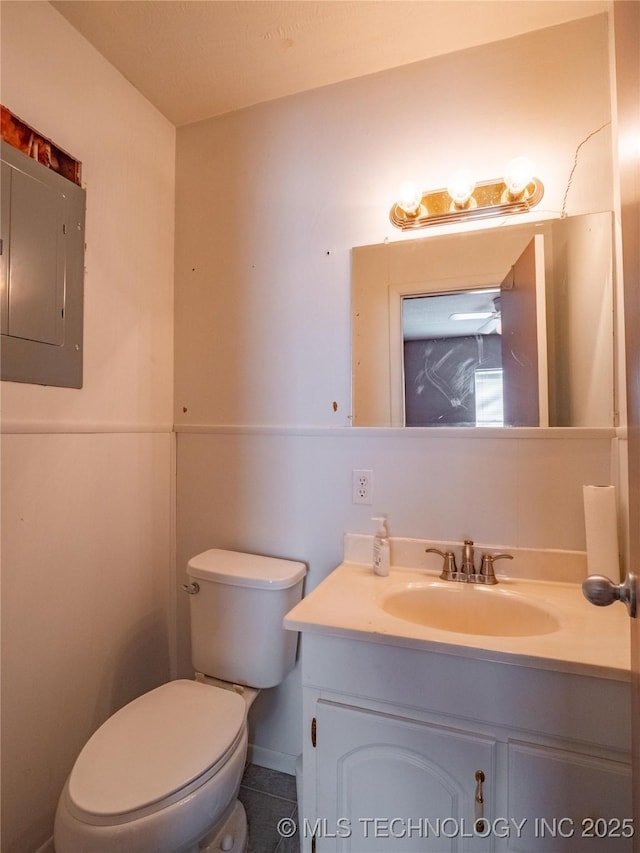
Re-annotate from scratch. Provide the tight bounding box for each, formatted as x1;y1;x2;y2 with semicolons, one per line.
241;764;297;803
239;765;299;853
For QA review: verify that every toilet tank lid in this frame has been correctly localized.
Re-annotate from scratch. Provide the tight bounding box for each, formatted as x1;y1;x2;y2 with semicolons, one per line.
187;549;306;590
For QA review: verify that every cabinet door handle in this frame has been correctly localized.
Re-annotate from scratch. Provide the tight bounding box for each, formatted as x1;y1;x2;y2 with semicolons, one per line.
474;770;486;832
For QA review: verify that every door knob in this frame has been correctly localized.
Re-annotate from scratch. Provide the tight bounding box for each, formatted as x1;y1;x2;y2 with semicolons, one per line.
582;573;636;617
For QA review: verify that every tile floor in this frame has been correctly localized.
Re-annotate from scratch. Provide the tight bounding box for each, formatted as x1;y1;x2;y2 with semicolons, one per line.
238;764;300;853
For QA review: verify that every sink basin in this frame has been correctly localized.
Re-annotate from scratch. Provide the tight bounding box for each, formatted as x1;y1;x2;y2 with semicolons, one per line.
382;582;560;637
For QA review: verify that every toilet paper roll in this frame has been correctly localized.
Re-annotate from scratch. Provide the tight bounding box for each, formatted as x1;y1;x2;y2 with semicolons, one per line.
583;485;620;582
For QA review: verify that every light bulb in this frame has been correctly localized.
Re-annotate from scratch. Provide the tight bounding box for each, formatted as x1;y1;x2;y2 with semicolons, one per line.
397;181;423;216
503;156;534;197
447;169;476;206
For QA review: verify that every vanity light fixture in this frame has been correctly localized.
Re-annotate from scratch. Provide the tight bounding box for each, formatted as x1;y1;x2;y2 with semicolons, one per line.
390;157;543;230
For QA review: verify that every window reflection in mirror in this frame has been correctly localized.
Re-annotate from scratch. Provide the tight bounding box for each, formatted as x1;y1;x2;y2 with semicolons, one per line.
402;290;503;427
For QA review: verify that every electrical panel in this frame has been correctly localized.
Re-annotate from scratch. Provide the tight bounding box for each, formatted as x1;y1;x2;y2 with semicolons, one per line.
1;140;85;388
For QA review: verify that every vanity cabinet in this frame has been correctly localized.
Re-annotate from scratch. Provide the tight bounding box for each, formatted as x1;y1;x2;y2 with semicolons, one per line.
300;633;632;853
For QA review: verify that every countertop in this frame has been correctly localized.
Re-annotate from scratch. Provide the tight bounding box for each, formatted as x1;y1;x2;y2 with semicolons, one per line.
284;561;631;681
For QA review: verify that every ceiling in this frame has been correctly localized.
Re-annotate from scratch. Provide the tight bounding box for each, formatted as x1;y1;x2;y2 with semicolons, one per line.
50;0;609;127
402;289;501;340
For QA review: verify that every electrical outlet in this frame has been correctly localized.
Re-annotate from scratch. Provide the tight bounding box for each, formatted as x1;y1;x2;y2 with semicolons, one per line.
352;469;373;505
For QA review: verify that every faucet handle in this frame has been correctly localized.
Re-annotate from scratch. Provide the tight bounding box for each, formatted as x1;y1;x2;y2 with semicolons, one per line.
478;552;513;584
426;548;458;581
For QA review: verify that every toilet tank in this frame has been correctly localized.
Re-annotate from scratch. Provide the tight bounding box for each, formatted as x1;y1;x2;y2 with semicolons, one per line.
186;549;306;688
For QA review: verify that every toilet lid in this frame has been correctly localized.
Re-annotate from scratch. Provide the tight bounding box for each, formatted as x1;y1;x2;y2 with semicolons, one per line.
68;680;246;818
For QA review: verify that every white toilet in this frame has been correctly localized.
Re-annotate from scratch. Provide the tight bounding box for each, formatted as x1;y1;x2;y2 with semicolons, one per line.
54;549;306;853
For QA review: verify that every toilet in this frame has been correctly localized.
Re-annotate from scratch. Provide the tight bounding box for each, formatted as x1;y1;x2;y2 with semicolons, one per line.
54;549;306;853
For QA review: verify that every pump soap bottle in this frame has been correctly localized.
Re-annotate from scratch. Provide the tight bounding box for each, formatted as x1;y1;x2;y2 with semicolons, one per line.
372;516;390;576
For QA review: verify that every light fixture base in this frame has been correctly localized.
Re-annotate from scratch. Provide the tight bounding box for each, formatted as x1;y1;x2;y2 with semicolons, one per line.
390;177;544;230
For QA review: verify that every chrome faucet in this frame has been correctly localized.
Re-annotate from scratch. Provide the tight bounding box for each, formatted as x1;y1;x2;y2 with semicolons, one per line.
426;539;513;584
460;539;475;577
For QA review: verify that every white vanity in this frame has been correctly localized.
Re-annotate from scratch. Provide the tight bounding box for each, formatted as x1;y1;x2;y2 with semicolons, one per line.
284;536;632;852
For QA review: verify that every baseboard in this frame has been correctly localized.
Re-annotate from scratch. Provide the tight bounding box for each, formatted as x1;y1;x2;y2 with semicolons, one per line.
247;743;297;776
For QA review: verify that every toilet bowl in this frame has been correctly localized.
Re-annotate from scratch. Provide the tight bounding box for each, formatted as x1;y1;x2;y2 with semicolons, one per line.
55;680;249;853
54;550;306;853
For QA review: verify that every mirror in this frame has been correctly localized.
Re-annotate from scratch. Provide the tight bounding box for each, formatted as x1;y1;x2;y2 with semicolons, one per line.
352;212;614;428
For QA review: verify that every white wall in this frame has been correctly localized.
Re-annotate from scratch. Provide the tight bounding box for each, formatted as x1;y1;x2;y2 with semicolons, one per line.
174;14;617;771
175;14;612;430
0;3;175;851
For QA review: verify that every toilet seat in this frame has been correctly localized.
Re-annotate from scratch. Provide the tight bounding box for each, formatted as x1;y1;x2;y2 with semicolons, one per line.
67;679;246;825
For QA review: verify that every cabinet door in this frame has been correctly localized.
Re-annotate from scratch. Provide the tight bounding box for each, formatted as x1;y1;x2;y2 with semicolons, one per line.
315;701;496;852
506;741;632;852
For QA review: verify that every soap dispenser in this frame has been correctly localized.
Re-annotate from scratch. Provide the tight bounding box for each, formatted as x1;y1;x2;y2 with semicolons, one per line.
372;516;390;576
